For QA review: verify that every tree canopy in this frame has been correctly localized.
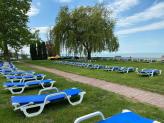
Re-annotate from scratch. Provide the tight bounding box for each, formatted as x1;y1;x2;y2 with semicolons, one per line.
0;0;32;60
53;5;119;59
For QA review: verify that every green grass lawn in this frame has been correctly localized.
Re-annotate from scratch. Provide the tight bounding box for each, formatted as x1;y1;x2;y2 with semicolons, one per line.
0;62;164;123
25;60;164;95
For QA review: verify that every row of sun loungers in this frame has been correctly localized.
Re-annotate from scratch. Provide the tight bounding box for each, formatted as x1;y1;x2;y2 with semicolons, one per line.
54;61;162;76
0;62;86;117
0;62;161;122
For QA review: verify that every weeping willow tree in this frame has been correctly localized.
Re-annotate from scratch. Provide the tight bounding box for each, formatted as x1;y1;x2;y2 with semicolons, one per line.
53;5;119;59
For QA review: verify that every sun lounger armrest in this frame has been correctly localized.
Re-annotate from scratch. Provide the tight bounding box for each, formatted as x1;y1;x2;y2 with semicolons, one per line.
38;87;59;95
13;102;34;111
74;111;105;123
44;92;67;103
24;80;40;86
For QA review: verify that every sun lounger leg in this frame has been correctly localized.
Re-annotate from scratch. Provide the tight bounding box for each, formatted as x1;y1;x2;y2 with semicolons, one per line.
8;87;25;94
67;92;86;106
20;103;45;117
151;71;154;77
126;69;129;73
41;81;55;89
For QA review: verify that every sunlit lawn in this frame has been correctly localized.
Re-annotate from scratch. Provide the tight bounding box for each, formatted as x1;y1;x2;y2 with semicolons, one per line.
25;60;164;94
0;62;163;123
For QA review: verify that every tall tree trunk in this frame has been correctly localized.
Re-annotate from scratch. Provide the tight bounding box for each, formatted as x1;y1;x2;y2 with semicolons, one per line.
87;50;91;60
3;41;10;61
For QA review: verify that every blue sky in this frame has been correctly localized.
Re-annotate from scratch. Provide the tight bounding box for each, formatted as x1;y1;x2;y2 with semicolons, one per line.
26;0;164;55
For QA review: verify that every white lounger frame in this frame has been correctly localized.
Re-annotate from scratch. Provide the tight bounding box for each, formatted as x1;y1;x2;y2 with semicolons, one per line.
7;74;46;83
5;80;56;94
12;87;86;117
74;109;160;123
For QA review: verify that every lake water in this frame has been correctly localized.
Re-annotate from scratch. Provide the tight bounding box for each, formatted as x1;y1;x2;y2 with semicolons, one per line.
92;52;164;59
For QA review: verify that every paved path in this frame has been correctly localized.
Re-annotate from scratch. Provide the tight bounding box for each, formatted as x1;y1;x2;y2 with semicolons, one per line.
26;63;164;109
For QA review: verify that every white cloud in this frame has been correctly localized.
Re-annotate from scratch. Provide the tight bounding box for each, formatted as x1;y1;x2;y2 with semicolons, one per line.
55;0;72;3
107;0;139;16
118;2;164;27
31;26;51;34
117;20;164;35
97;0;104;4
27;5;40;17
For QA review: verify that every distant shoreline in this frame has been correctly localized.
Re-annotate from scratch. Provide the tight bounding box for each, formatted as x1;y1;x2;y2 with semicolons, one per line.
91;53;164;59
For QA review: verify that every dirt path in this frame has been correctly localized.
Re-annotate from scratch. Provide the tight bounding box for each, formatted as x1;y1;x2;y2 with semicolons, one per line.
25;63;164;109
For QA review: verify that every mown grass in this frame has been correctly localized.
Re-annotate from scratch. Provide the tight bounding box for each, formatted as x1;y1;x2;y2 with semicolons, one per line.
0;62;164;123
25;60;164;94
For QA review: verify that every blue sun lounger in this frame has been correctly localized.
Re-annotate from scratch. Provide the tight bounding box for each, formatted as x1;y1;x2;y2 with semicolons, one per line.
4;79;55;94
3;71;35;76
104;66;121;71
0;69;14;74
116;67;136;73
137;69;162;77
74;109;160;123
11;87;86;117
6;74;46;82
87;64;100;69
